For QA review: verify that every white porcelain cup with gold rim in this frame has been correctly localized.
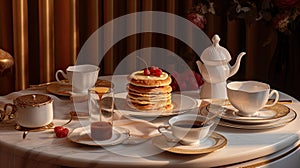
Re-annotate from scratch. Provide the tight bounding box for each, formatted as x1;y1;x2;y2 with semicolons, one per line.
158;114;214;146
55;64;100;93
227;81;279;117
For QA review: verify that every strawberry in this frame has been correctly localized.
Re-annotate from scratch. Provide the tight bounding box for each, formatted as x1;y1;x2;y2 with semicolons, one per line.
143;68;151;76
54;126;69;138
54;126;63;133
150;66;157;75
154;68;162;77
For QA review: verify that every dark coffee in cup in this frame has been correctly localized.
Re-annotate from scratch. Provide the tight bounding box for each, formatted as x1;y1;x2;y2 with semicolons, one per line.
173;120;204;128
158;114;214;145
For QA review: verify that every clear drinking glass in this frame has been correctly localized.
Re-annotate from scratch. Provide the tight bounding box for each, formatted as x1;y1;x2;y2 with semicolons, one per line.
88;87;114;141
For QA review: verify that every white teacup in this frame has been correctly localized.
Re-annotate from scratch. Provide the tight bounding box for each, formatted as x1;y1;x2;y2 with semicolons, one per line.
227;81;279;116
158;114;213;146
55;64;100;93
3;94;53;128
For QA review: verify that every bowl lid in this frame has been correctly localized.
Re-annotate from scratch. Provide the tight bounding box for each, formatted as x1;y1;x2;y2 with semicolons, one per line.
200;34;231;65
14;94;53;107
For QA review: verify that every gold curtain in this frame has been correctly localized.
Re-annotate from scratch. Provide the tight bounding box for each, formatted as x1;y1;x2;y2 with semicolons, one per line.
0;0;287;98
0;0;187;95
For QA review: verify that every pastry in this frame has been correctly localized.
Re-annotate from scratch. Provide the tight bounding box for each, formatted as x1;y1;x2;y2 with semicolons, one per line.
127;67;173;111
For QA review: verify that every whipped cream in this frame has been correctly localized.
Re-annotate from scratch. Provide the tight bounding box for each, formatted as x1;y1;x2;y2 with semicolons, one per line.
129;70;168;80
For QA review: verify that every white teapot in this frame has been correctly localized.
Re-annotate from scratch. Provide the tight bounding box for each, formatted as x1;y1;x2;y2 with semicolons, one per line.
196;34;246;99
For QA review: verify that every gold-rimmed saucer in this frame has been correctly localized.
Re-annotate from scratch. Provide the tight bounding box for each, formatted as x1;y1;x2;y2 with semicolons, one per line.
68;126;130;146
152;132;227;155
205;102;290;124
200;104;297;130
15;122;54;132
217;110;296;130
46;82;72;96
46;79;113;97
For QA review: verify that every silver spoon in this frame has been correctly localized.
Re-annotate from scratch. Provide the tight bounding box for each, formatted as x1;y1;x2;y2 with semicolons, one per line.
23;111;75;139
201;108;224;126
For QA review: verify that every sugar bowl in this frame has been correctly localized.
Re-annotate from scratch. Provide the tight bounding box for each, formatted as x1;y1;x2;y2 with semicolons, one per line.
3;94;53;128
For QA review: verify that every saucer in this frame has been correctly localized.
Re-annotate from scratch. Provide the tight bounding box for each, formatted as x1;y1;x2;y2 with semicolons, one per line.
68;126;130;146
15;122;54;131
206;103;290;124
217;110;297;129
200;105;297;129
47;79;113;97
152;132;227;154
47;82;72;96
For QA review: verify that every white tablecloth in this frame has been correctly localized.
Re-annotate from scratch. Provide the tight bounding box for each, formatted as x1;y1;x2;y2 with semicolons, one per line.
1;76;300;168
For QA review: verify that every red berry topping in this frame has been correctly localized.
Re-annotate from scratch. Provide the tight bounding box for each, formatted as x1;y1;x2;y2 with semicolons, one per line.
144;68;151;76
54;126;63;133
150;66;157;74
154;68;162;77
54;126;69;138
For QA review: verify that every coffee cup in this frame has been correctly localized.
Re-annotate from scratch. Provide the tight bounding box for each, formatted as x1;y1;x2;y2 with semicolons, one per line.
2;94;53;128
55;64;100;93
158;114;213;146
227;81;279;116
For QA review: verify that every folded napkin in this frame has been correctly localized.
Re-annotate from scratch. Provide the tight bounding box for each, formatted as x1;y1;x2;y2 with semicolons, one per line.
114;118;159;144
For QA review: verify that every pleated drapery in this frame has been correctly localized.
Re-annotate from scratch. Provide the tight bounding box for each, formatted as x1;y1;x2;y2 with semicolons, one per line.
0;0;292;98
12;0;29;91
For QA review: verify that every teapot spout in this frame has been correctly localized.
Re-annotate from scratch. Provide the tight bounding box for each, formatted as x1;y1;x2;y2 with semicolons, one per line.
229;52;246;77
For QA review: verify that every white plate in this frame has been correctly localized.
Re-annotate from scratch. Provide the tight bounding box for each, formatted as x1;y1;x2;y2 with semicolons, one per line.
152;132;227;154
200;105;297;130
114;92;198;118
218;110;297;130
206;103;290;124
68;126;130;146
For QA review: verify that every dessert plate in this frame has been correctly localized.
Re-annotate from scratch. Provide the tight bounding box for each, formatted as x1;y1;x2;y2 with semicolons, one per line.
114;92;199;118
47;82;72;96
152;132;227;154
206;103;290;124
68;126;130;146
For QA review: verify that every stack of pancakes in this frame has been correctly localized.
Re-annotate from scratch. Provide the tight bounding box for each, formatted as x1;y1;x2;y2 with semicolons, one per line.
127;70;173;111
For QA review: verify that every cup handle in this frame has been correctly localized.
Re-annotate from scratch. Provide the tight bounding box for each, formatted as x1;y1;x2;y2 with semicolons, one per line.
265;90;279;108
1;103;16;121
55;70;67;83
158;125;178;142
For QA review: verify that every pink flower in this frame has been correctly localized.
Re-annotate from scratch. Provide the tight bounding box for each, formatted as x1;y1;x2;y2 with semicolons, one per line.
274;0;299;8
170;70;203;91
187;13;207;29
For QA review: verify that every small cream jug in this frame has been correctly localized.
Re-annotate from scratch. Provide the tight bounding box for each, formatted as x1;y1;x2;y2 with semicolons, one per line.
196;34;246;99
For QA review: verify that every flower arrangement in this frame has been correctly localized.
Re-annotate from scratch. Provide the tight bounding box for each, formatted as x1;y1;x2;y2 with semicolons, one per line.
187;0;300;35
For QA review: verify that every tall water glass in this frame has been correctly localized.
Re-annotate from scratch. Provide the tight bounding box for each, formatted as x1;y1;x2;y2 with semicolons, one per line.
88;87;114;141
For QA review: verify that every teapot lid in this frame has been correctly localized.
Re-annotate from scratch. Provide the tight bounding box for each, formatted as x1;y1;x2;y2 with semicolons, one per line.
200;34;231;65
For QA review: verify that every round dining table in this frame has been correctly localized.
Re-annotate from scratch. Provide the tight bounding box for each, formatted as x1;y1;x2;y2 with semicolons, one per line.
0;75;300;168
